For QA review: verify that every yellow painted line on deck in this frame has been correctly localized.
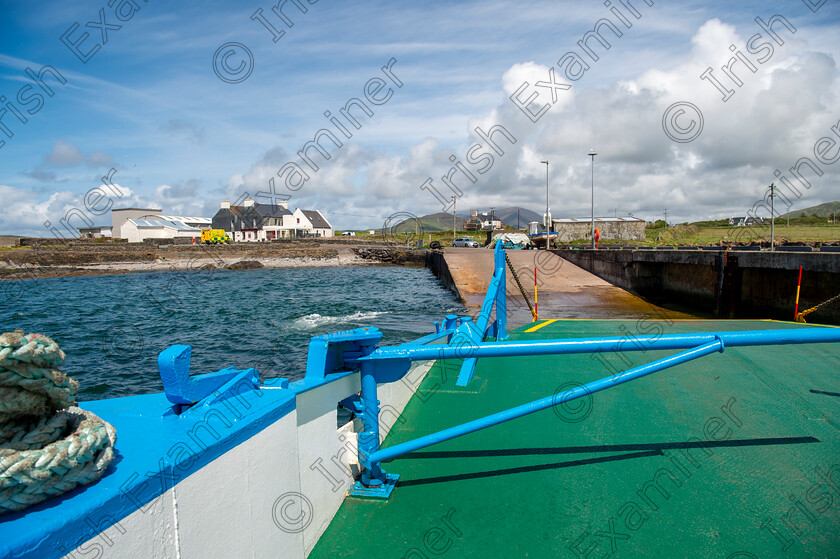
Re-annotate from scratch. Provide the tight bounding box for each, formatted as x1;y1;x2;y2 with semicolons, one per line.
525;319;558;333
761;319;838;328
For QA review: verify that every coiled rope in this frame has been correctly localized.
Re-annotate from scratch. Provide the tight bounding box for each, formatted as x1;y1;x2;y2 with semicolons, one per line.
0;331;116;515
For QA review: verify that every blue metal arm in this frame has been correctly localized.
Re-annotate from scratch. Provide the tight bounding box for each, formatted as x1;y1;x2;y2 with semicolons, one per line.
359;327;840;365
368;338;725;465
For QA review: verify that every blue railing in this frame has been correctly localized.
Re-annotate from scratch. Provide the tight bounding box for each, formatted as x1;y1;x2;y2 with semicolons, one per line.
300;241;840;498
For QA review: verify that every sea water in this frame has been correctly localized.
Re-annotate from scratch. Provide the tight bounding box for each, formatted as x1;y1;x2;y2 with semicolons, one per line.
0;266;465;401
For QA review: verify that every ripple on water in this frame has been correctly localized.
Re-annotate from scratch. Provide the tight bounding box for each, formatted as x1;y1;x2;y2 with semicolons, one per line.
0;266;463;400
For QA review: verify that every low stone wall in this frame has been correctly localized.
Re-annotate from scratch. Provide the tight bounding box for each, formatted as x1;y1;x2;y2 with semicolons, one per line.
552;220;645;242
554;249;840;324
352;247;426;265
0;244;391;268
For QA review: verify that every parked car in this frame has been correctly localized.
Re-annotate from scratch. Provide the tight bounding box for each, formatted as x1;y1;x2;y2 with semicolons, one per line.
453;238;479;248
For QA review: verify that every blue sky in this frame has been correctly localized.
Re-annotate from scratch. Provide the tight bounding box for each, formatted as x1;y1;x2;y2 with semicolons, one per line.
1;0;839;235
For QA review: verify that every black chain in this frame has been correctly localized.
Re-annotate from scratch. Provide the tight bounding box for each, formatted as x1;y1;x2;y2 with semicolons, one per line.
504;252;536;319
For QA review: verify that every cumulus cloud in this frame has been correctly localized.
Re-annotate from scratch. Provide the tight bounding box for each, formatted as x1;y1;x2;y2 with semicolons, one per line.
212;18;839;229
0;183;148;237
394;18;840;223
33;141;115;184
153;179;217;216
44;140;84;166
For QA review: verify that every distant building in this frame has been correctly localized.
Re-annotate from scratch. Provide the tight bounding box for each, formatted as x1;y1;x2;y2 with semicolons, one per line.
464;210;502;231
729;216;764;227
550;217;645;242
112;207;211;242
211;199;333;241
212;199;293;242
121;218;207;243
295;209;333;238
78;225;112;238
111;208;162;238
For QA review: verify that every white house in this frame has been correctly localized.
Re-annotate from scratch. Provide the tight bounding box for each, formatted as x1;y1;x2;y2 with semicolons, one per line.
211;199;333;241
292;209;333;238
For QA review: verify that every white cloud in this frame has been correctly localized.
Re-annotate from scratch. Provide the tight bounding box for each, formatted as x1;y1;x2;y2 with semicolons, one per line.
44;140;84;167
0;183;147;237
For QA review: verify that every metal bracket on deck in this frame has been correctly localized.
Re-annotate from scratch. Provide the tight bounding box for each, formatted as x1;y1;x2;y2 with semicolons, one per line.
158;344;260;416
304;327;384;381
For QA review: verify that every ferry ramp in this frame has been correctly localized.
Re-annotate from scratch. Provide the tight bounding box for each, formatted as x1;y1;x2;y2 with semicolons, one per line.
311;318;840;558
441;247;695;321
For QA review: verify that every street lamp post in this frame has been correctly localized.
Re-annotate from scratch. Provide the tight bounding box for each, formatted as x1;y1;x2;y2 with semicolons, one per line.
588;149;597;249
541;161;549;250
452;196;457;245
769;183;775;252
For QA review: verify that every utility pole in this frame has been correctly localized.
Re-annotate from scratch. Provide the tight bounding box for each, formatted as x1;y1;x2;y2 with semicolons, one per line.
452;196;457;243
663;209;667;225
541;161;549;250
770;183;775;251
587;149;597;250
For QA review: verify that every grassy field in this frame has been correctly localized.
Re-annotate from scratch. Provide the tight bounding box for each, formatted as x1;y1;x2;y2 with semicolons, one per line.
338;224;840;247
646;223;840;245
335;229;491;246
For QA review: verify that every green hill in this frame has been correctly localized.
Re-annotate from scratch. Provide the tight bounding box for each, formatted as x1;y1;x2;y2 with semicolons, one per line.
387;212;467;233
386;206;542;233
781;200;840;219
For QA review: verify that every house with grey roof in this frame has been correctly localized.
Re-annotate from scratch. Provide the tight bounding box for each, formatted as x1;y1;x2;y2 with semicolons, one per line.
211;199;333;241
293;209;333;238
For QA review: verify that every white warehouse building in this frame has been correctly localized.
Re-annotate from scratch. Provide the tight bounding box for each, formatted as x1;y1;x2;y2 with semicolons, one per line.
120;217;211;243
111;207;212;243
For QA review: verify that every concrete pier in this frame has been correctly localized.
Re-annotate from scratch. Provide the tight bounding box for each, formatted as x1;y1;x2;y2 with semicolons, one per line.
427;248;693;324
554;248;840;324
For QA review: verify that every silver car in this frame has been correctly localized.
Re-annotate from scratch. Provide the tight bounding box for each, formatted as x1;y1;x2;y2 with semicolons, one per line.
452;238;479;248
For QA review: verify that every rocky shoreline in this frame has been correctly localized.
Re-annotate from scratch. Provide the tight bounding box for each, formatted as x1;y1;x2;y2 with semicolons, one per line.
0;243;427;281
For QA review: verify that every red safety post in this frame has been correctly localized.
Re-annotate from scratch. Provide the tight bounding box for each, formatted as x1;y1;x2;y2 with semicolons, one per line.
794;265;803;320
534;267;538;321
594;228;600;250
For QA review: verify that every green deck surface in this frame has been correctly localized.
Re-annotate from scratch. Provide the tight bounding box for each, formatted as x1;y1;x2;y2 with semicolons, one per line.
311;320;840;558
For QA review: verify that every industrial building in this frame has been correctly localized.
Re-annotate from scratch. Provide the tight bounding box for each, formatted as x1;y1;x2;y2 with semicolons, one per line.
550;217;645;242
111;208;162;238
120;217;211;243
111;207;212;242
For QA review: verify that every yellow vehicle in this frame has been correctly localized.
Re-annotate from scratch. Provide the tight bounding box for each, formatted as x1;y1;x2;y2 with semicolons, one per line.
201;229;230;244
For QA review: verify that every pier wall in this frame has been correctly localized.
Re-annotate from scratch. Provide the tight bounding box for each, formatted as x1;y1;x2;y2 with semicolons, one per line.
553;249;840;324
425;250;463;302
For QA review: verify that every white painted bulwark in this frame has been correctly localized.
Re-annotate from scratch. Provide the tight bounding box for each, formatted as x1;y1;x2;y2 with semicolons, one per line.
174;412;304;558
